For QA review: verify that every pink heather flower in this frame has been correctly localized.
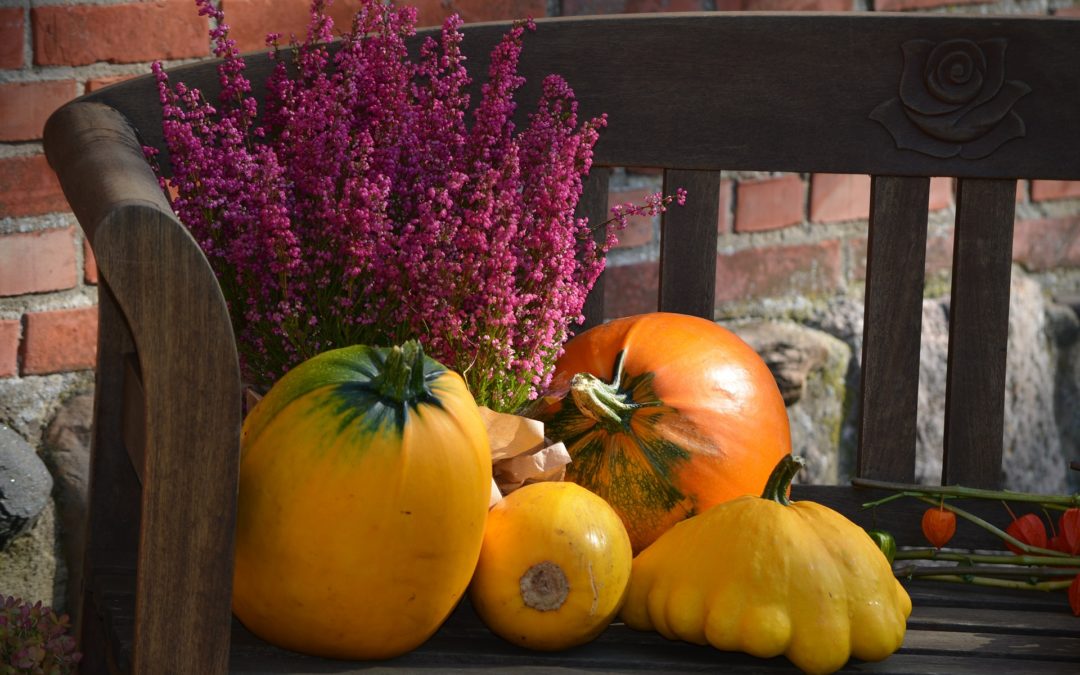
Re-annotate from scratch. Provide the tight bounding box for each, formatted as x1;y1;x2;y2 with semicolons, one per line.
150;0;684;411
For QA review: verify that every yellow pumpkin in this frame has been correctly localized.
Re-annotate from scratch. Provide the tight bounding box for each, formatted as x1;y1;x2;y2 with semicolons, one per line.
233;341;491;659
621;455;911;675
469;481;633;651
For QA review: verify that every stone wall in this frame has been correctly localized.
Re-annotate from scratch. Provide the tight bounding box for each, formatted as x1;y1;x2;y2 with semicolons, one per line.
726;267;1080;495
2;0;1080;611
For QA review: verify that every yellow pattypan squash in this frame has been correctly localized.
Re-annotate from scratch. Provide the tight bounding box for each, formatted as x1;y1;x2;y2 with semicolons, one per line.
621;455;911;675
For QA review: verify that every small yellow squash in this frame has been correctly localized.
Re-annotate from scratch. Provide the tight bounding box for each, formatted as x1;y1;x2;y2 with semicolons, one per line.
621;455;911;675
469;481;633;651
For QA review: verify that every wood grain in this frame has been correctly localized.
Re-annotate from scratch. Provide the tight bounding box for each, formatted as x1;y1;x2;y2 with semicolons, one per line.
94;202;242;675
76;282;141;674
659;169;720;319
576;168;610;332
92;572;1078;674
82;14;1080;180
857;176;930;482
943;179;1017;489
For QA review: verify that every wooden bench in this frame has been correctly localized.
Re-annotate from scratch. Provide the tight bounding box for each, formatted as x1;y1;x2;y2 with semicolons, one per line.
43;11;1080;674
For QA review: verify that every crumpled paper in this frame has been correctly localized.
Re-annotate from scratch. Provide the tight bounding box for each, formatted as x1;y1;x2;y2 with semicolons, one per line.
479;406;572;508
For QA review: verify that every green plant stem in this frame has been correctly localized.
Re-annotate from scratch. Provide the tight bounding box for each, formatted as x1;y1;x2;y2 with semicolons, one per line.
894;548;1080;567
907;574;1073;592
895;565;1080;579
854;478;1080;508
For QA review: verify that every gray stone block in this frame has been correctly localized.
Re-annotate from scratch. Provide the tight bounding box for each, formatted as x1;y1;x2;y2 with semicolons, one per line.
0;424;54;550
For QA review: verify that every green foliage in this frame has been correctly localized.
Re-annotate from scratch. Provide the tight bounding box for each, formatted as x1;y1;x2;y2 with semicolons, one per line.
0;596;81;675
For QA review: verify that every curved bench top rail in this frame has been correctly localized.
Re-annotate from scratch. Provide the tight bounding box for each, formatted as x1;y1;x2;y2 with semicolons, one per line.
79;12;1080;181
44;102;173;244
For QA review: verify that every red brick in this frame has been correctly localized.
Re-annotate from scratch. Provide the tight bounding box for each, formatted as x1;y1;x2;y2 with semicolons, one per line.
874;0;990;9
220;1;548;51
565;0;707;12
1031;180;1080;202
610;188;656;249
222;0;330;53
929;177;953;211
21;307;98;375
740;0;852;9
0;154;69;218
717;179;733;234
850;230;955;282
715;240;841;303
0;227;79;297
1016;180;1029;204
1012;216;1080;272
0;8;23;69
604;261;658;319
848;237;868;281
0;320;19;378
626;0;708;10
84;237;99;285
410;0;548;26
810;174;870;224
0;81;78;142
734;174;805;233
1056;6;1080;17
32;1;209;67
924;233;955;278
85;75;137;94
562;1;629;13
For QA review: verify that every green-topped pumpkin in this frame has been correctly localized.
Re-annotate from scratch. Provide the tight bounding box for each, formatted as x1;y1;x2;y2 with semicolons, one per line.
232;341;491;660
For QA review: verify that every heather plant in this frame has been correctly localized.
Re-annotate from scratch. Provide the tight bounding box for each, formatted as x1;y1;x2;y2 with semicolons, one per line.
0;596;81;674
152;0;684;411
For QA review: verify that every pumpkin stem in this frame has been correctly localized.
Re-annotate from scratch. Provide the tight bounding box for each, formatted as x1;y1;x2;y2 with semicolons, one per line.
569;372;637;431
373;340;430;403
761;454;804;506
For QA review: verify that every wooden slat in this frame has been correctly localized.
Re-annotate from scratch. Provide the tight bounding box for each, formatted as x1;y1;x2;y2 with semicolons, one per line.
907;605;1079;637
943;179;1017;488
658;169;720;319
77;282;142;673
577;168;610;331
902;579;1073;613
902;628;1080;662
95;201;242;675
82;15;1080;180
94;571;1077;675
121;354;146;484
857;176;930;482
49;101;243;675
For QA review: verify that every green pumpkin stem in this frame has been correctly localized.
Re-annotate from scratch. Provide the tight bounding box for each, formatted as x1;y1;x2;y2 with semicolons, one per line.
567;351;636;431
374;340;429;404
762;454;804;506
569;372;635;431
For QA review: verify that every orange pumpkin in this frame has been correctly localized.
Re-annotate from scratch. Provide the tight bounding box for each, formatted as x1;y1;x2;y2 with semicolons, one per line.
532;312;791;552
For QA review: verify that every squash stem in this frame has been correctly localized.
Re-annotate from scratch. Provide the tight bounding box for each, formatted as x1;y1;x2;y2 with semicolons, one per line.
569;372;636;431
762;455;804;506
374;340;427;403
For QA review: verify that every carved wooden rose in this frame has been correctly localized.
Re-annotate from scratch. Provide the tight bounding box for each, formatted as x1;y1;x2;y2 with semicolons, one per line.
871;38;1031;159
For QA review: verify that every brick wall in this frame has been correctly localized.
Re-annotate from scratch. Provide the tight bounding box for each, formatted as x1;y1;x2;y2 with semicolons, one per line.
1;0;1079;383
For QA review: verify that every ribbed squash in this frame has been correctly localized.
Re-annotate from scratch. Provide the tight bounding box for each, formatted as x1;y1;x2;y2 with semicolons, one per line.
233;342;491;659
532;312;791;552
468;481;632;651
621;455;911;675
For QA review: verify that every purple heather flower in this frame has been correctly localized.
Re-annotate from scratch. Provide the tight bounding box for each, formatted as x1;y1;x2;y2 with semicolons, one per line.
150;0;683;411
